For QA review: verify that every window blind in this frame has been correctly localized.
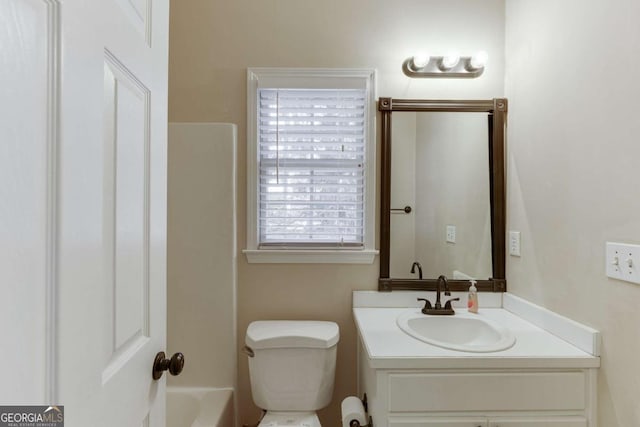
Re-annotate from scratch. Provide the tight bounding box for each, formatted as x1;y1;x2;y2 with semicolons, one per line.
258;88;367;248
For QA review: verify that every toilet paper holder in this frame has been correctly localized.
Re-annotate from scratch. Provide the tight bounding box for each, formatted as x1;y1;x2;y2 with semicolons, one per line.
342;395;371;427
349;416;373;427
349;394;371;427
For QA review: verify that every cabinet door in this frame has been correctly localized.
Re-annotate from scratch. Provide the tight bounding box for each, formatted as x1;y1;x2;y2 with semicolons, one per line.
489;417;587;427
389;419;487;427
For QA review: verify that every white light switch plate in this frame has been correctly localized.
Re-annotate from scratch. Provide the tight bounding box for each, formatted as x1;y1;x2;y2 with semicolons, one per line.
446;225;456;243
509;231;521;256
606;242;640;284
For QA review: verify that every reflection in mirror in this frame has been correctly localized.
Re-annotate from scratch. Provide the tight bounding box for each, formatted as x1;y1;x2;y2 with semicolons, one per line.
389;112;492;281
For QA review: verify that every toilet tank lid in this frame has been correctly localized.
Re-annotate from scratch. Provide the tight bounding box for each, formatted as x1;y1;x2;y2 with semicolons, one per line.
246;320;339;349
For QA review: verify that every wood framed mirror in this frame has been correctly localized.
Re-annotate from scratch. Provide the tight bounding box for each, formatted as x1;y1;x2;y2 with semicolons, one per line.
378;98;508;292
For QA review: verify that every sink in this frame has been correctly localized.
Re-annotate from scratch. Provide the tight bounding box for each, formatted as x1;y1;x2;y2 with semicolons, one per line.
396;310;516;353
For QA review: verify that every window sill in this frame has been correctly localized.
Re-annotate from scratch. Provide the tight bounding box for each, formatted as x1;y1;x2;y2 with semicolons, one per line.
243;249;378;264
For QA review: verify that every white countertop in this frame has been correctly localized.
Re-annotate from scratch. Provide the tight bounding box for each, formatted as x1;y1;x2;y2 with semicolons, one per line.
354;307;600;369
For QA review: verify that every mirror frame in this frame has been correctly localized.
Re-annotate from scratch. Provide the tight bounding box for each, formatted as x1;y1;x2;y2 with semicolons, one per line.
378;97;508;292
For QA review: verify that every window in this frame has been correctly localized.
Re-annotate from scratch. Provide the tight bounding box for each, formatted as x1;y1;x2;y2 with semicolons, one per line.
244;68;377;263
258;88;365;247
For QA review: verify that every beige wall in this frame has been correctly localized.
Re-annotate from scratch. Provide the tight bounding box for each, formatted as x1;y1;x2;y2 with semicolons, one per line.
505;1;640;425
169;1;505;424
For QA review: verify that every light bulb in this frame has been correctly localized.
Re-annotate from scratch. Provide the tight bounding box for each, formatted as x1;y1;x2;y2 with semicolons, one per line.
411;54;430;69
441;52;460;69
469;50;489;70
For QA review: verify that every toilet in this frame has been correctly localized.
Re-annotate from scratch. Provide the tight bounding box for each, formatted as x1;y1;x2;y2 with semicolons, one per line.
245;320;340;427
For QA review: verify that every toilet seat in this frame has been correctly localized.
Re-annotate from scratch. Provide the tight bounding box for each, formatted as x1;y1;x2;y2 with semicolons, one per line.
258;411;321;427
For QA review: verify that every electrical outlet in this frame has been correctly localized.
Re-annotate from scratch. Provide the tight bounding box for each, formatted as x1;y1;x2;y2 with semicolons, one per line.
446;225;456;243
606;242;640;284
509;231;521;256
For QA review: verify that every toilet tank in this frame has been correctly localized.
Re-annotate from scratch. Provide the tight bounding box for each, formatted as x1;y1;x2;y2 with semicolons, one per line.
245;320;339;411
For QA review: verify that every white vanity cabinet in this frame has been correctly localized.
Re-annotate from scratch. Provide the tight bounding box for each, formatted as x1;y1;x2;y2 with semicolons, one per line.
353;301;600;427
358;346;596;427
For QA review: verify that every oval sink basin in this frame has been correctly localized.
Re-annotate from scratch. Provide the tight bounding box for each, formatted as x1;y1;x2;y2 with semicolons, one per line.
396;310;516;353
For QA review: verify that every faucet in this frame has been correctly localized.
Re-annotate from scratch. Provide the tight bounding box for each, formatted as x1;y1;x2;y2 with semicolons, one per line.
410;262;423;279
417;274;460;316
434;274;450;309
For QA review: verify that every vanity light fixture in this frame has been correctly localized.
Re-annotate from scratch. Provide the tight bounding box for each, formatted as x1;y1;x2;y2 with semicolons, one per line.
403;51;488;78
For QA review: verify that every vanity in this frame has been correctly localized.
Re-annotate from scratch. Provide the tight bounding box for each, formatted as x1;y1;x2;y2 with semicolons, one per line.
353;291;600;427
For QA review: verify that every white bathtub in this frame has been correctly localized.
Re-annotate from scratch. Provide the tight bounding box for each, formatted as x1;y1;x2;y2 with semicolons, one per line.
167;387;234;427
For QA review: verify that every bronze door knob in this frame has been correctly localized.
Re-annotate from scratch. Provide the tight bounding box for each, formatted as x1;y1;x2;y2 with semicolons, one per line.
152;351;184;380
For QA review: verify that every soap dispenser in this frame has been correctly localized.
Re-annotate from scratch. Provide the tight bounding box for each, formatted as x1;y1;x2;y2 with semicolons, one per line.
467;280;478;313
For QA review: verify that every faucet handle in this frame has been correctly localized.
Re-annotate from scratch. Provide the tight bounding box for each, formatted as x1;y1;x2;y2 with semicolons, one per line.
444;297;460;310
417;298;433;313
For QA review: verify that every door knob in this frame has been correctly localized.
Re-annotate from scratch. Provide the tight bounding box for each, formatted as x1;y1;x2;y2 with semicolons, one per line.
152;351;184;380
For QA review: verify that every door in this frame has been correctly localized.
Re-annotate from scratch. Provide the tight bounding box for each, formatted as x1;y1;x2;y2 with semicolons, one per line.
56;0;170;426
0;0;170;425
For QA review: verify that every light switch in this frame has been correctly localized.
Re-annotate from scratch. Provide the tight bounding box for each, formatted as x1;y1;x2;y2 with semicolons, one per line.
446;225;456;243
606;242;640;284
509;231;521;256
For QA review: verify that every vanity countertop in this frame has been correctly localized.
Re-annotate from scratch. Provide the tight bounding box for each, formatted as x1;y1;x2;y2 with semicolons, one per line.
354;307;600;370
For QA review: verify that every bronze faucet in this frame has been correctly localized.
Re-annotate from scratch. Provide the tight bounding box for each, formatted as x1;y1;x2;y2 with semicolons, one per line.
417;275;460;315
410;261;423;279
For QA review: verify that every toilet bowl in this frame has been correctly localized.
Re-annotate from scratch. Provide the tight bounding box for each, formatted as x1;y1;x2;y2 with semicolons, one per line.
258;411;321;427
245;320;340;427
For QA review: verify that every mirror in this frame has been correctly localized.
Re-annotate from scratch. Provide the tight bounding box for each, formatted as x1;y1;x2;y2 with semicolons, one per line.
378;98;507;292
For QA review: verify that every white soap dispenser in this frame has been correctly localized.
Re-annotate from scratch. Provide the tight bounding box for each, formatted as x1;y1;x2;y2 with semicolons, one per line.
467;280;478;313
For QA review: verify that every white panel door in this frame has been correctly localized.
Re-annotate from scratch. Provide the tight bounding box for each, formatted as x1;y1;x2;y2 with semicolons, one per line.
1;1;170;423
56;0;170;425
0;0;170;425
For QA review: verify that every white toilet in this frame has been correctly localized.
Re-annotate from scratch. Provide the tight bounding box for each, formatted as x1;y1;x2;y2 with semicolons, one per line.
245;320;340;427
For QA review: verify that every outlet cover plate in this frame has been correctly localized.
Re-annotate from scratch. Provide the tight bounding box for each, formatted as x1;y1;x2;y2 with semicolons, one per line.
446;225;456;243
509;231;521;257
606;242;640;284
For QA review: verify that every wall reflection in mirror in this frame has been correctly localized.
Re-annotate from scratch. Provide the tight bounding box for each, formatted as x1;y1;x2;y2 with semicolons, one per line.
389;112;492;280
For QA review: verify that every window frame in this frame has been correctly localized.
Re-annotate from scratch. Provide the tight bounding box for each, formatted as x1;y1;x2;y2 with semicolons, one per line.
244;68;378;264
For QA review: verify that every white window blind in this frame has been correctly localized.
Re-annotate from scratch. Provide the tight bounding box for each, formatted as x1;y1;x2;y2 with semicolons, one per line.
258;88;367;248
